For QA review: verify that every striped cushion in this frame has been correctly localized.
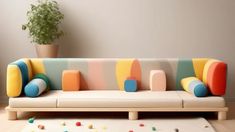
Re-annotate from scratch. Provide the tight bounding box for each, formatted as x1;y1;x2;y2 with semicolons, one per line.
24;74;49;97
181;77;208;97
7;59;32;97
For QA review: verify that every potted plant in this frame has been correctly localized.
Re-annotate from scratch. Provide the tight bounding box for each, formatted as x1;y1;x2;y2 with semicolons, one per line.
22;0;64;58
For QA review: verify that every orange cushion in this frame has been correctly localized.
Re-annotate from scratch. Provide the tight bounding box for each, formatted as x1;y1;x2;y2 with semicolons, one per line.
207;62;227;95
203;60;227;95
62;70;80;91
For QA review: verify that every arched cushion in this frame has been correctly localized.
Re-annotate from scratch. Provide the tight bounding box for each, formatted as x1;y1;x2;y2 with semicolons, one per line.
203;60;227;95
7;59;32;97
150;70;166;91
7;65;22;97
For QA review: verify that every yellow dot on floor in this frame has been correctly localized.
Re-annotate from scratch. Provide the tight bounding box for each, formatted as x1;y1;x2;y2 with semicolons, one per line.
88;124;93;129
61;121;66;126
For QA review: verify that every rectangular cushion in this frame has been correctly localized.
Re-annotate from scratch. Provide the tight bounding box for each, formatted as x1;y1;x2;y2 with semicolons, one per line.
9;91;58;108
57;90;182;108
62;70;80;91
9;90;225;109
177;91;225;108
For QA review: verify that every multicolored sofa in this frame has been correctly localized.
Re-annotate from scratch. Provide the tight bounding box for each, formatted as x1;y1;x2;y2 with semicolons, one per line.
5;58;228;120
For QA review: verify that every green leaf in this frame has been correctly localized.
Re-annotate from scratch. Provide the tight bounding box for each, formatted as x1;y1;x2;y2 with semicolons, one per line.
22;0;64;44
22;25;27;30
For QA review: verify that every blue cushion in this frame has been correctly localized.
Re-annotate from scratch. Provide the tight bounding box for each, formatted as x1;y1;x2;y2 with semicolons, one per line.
124;79;137;92
24;83;39;97
13;60;29;87
194;84;208;97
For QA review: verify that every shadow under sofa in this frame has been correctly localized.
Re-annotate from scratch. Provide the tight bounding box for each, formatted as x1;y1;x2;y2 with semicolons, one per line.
5;58;228;120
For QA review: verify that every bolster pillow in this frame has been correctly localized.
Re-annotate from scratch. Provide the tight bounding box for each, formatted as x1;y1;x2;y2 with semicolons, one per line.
203;59;227;95
24;74;50;97
7;59;32;97
181;77;208;97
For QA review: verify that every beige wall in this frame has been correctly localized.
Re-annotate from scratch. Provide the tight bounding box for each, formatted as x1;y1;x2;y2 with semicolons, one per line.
0;0;234;103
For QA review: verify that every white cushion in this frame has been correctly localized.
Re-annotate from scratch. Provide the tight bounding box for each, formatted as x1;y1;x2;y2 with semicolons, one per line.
9;90;225;108
177;91;225;108
57;90;182;108
9;91;58;108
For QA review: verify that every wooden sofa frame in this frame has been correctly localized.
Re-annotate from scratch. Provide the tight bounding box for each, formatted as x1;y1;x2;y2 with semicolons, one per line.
5;106;228;120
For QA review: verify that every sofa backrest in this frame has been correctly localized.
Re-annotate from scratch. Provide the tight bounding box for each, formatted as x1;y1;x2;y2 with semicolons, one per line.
28;58;211;91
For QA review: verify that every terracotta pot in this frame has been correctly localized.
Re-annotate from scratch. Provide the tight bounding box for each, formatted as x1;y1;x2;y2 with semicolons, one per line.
35;44;59;58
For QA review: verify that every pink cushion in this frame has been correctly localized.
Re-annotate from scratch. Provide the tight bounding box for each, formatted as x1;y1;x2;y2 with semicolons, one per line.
150;70;166;91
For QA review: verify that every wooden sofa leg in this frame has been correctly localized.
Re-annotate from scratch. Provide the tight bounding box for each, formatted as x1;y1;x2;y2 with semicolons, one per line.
218;111;227;120
129;111;138;120
8;111;17;120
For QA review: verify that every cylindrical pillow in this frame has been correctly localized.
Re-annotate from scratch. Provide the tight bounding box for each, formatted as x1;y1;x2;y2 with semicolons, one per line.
203;59;227;95
181;77;208;97
24;74;50;97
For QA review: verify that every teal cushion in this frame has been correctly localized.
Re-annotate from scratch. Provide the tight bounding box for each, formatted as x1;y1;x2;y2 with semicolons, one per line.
194;84;208;97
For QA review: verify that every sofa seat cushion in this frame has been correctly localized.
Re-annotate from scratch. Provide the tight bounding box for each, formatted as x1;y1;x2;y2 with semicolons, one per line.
9;91;58;108
57;90;182;108
177;91;225;108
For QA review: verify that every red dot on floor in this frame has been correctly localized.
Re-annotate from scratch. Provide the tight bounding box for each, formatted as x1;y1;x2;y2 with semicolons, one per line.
139;123;144;127
76;122;81;126
129;130;134;132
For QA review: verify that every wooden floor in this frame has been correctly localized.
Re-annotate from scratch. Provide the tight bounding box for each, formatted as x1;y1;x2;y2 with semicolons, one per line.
0;102;235;132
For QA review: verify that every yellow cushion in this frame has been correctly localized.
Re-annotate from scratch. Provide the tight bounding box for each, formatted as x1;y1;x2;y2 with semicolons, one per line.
7;65;22;97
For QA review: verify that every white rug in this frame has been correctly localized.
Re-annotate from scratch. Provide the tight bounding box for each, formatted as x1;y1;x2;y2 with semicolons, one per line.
22;118;215;132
